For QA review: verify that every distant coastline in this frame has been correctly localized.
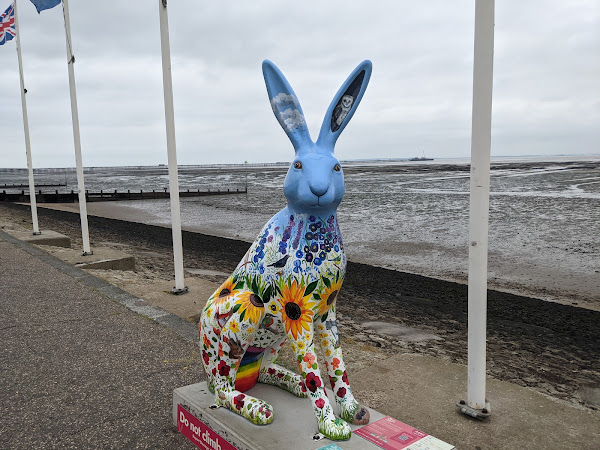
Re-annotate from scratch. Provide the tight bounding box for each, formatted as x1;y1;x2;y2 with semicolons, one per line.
1;154;599;172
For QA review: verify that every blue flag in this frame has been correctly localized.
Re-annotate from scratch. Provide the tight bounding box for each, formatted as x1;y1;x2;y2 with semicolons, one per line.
30;0;61;14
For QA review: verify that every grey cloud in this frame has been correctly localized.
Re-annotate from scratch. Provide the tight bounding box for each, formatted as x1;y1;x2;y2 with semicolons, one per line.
1;0;598;168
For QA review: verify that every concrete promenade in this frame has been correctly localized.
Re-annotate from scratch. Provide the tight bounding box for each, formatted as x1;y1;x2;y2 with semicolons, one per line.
0;231;202;448
1;230;599;449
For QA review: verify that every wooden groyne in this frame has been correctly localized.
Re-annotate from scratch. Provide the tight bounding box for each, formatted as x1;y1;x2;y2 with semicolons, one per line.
1;187;247;203
1;183;67;188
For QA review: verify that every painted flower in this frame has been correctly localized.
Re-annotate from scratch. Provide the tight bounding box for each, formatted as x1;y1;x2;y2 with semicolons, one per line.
202;334;212;349
317;277;343;317
202;350;210;365
299;381;307;393
229;319;240;334
337;387;347;398
267;367;276;376
218;360;230;377
305;372;322;393
315;398;325;409
302;352;316;366
235;292;265;324
234;393;245;410
332;357;341;371
342;370;349;384
211;367;217;376
210;277;240;306
278;280;314;340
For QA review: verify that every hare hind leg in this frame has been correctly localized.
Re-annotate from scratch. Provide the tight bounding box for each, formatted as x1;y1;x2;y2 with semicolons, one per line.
201;308;274;425
258;333;308;398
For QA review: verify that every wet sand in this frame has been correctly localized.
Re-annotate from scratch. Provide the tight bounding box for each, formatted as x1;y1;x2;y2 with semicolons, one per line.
33;194;600;312
1;201;599;410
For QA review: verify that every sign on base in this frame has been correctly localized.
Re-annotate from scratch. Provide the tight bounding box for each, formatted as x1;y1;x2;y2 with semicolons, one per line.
177;404;237;450
354;416;454;450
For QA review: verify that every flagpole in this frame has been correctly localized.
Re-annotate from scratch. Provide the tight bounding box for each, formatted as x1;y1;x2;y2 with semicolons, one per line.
158;0;187;294
458;0;494;419
13;0;40;235
61;0;91;255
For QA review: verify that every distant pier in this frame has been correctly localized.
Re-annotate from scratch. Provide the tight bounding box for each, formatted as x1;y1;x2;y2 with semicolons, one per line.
0;187;247;203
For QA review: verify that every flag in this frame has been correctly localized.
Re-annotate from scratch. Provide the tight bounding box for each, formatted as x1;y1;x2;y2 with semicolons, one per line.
29;0;61;14
0;3;15;46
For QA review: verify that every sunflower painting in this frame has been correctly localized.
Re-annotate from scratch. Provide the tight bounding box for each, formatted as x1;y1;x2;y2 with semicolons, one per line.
206;276;242;311
278;279;314;340
314;272;343;319
234;292;266;325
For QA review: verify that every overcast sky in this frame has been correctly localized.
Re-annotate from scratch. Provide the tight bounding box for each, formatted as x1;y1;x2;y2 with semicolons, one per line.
1;0;598;168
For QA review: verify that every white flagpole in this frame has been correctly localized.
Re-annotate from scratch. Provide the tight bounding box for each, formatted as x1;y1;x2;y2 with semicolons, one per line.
61;0;92;255
13;0;40;235
158;0;186;294
459;0;495;418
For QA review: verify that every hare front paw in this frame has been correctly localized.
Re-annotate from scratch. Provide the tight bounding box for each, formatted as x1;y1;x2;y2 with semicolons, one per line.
318;417;352;441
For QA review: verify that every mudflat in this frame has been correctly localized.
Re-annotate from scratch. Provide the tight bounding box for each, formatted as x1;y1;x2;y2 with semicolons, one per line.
1;201;599;412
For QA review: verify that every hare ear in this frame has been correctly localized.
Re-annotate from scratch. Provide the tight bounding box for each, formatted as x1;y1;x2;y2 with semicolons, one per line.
262;60;312;152
317;60;372;151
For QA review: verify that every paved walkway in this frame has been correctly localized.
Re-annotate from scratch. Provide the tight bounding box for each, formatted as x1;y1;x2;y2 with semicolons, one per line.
1;229;599;449
0;231;203;448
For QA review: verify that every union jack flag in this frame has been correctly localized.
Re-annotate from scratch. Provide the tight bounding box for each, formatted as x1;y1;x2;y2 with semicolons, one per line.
0;2;16;46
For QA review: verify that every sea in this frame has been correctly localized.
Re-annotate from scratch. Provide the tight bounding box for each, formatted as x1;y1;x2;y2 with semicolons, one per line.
2;155;599;306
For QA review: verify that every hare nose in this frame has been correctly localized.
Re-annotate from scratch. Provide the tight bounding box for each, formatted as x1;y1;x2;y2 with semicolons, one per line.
310;184;328;197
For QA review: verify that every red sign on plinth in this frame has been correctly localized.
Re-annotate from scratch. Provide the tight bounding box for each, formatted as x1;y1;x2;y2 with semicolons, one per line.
177;404;237;450
354;416;454;450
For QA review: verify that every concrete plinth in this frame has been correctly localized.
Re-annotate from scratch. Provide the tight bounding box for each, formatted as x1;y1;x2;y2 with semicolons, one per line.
173;382;454;449
42;246;135;271
4;229;71;248
120;277;220;322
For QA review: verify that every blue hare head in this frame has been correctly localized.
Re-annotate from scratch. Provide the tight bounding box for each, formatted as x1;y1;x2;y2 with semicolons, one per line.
262;60;372;216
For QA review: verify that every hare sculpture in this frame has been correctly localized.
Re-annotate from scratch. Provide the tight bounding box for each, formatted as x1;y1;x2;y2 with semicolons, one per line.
199;59;372;440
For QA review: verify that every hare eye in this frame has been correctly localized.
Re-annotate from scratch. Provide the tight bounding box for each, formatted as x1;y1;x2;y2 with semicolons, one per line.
294;161;302;169
334;164;341;172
